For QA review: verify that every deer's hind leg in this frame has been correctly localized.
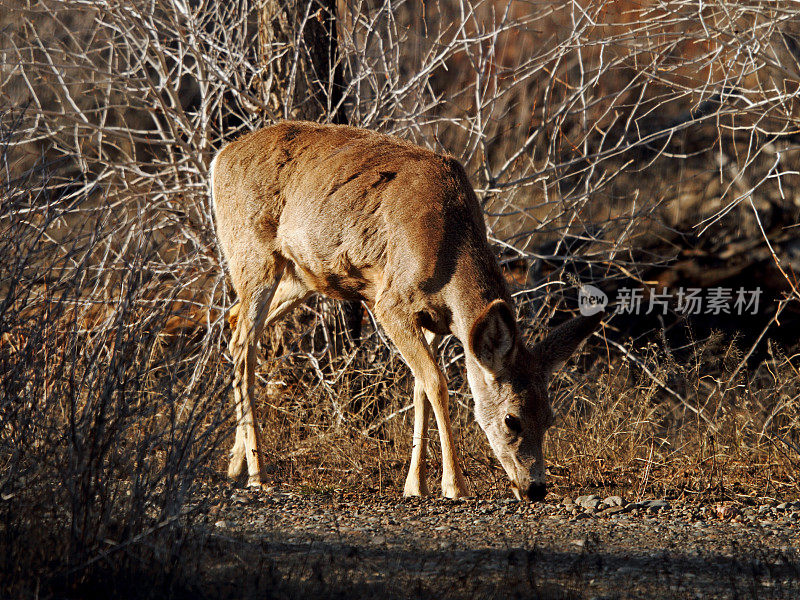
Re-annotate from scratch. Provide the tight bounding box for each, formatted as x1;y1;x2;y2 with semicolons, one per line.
227;265;310;486
227;263;285;487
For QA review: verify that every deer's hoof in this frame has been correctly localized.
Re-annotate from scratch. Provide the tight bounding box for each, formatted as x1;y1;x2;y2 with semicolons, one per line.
441;476;468;499
403;478;430;497
246;475;264;489
227;454;245;480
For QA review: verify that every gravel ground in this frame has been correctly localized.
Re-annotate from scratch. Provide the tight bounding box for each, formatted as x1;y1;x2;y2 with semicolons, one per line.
189;486;800;599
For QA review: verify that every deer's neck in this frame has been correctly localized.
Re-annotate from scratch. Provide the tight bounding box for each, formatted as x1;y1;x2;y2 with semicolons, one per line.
446;253;513;349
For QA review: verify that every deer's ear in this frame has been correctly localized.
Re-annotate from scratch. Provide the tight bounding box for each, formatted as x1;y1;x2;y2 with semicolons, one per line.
469;299;518;374
533;311;603;378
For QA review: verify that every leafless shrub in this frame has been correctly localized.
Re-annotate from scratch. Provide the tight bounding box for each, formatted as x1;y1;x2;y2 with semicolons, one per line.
0;112;232;596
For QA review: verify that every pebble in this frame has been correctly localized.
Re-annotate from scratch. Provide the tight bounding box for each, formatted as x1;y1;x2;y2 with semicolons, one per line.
604;505;628;515
194;479;800;600
575;494;599;507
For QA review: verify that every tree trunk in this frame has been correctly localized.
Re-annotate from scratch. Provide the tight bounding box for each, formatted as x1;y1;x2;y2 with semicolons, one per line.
258;0;346;124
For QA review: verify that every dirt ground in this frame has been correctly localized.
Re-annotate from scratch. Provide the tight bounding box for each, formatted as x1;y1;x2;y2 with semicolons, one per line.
189;485;800;599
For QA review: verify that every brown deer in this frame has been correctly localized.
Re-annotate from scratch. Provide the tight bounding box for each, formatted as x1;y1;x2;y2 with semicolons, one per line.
210;122;602;501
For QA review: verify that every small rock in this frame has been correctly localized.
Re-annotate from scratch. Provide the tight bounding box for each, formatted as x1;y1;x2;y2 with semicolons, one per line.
604;505;628;515
603;495;624;507
215;520;234;529
647;500;671;510
776;502;789;510
371;535;387;545
578;496;601;509
715;504;739;520
571;539;586;548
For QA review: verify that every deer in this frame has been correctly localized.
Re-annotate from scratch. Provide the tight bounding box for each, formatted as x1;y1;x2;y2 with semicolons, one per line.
210;121;602;501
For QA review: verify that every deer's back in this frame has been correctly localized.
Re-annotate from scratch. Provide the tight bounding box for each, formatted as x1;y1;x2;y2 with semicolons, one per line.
212;122;507;325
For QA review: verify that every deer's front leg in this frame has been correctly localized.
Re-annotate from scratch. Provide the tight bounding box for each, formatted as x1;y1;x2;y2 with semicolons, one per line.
380;317;467;499
425;369;468;498
403;378;431;496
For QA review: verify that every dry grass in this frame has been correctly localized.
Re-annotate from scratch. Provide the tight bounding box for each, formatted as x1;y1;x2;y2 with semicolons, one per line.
245;309;800;504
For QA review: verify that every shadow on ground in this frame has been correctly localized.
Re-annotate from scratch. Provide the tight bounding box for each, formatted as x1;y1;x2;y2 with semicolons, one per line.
102;527;795;600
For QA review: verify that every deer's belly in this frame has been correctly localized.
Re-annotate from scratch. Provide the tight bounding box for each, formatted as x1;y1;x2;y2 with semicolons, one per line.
279;238;382;303
277;202;387;302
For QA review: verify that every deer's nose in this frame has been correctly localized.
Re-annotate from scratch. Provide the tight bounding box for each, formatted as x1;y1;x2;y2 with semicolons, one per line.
526;482;547;502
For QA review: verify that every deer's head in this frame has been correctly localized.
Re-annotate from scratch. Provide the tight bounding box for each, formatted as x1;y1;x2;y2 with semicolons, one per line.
467;300;602;501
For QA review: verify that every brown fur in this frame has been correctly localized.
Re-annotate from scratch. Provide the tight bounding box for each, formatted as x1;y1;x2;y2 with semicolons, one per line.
213;122;509;325
211;121;601;499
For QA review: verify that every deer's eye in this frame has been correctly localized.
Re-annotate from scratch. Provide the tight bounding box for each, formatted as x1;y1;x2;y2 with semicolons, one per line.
504;414;522;434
